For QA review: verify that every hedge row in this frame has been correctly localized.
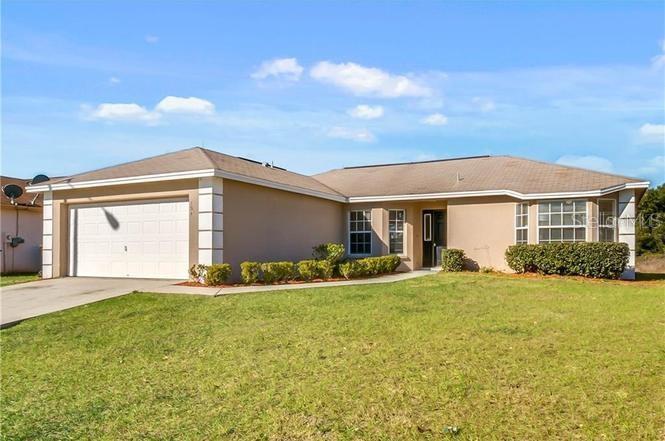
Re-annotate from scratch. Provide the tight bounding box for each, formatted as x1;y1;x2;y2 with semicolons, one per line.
240;255;401;284
338;255;402;279
189;263;232;286
505;242;629;279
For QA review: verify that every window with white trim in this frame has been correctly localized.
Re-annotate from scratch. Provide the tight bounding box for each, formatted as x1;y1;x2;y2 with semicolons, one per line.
389;209;405;254
598;199;617;242
349;210;371;254
515;202;529;244
538;200;587;243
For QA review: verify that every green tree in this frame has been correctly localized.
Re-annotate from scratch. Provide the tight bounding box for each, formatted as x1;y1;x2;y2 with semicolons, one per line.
637;184;665;254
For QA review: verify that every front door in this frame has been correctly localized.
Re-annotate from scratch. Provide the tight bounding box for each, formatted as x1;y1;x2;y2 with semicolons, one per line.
422;210;446;267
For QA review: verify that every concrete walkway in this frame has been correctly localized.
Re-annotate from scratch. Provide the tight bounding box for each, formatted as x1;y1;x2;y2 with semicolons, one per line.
154;269;437;296
1;277;179;327
1;270;436;327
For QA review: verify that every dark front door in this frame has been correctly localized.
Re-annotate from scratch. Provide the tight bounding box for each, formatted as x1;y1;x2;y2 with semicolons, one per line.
422;210;446;267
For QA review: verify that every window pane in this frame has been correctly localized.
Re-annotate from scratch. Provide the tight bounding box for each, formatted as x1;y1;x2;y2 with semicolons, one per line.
539;229;549;242
575;228;585;241
538;203;549;214
575;201;586;212
538;214;549;226
551;201;562;212
551;228;562;240
397;210;405;221
563;201;574;212
563;228;574;241
551;213;561;225
574;213;585;226
562;213;574;225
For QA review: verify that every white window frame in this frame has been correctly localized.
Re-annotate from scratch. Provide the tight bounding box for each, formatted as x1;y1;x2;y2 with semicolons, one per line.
423;213;432;242
515;202;529;244
598;198;617;242
537;199;587;243
388;209;406;255
348;209;372;255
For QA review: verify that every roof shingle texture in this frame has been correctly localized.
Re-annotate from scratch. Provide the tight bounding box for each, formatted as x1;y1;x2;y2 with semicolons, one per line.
313;156;642;197
42;148;643;199
45;147;343;197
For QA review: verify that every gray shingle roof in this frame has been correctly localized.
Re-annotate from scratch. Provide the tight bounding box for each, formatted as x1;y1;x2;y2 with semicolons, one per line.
39;147;645;199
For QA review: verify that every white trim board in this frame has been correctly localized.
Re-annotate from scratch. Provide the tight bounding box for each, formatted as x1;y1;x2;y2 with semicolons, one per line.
347;182;650;203
27;168;648;205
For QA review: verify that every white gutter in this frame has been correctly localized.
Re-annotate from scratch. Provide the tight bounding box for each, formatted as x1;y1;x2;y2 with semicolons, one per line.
347;181;650;203
27;169;648;205
26;168;347;203
26;169;217;192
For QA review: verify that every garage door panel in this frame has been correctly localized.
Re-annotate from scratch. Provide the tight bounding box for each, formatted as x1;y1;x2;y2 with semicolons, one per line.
70;200;189;279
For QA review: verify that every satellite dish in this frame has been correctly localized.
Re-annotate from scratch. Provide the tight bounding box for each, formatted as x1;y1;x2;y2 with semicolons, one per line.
30;174;50;185
3;184;24;201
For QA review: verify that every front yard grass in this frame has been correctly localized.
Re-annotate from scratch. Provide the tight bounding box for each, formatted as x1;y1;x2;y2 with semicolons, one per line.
2;272;663;440
0;272;39;287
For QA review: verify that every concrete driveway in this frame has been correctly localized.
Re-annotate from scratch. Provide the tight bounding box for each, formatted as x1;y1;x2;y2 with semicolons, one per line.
1;277;180;327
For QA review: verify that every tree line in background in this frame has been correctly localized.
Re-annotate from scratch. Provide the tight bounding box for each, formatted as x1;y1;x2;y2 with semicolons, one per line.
637;184;665;255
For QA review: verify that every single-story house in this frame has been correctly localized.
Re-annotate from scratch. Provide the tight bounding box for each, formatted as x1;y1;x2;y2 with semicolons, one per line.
26;147;649;281
1;176;43;273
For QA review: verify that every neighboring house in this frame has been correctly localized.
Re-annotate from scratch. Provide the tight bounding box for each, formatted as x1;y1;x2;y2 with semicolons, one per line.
26;147;648;281
1;176;43;274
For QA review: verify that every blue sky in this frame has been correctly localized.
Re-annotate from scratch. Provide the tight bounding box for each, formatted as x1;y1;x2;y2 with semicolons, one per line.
2;1;664;184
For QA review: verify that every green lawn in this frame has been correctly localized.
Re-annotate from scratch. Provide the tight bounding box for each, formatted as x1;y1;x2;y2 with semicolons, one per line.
2;273;663;440
0;272;39;287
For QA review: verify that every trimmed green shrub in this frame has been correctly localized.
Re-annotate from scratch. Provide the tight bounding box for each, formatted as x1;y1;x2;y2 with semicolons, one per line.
240;261;261;284
297;260;320;281
441;249;465;272
505;242;629;279
189;264;207;283
317;260;335;280
339;260;359;279
261;262;295;284
312;243;345;264
204;263;232;286
339;255;401;279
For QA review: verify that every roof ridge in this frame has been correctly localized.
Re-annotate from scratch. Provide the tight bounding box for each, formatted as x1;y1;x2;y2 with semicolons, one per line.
339;155;491;170
501;155;645;182
193;146;221;169
199;147;346;197
48;146;211;184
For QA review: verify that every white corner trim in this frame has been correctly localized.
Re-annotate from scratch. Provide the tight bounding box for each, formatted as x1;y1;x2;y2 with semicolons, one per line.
213;169;347;202
26;169;217;192
347;181;650;203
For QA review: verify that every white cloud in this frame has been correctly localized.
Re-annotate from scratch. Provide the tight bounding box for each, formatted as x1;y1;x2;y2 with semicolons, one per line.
155;96;215;115
556;155;614;173
108;76;120;84
89;103;160;123
421;113;448;126
327;126;376;143
651;40;665;69
637;155;665;178
145;35;159;44
638;123;665;143
472;97;495;112
310;61;431;98
251;58;303;81
348;104;384;119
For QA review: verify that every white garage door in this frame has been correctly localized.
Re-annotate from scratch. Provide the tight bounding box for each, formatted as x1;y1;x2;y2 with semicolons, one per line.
69;199;189;279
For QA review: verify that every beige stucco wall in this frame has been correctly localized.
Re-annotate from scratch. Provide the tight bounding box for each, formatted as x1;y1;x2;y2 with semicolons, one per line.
47;180;199;277
447;196;517;271
1;206;42;273
346;201;448;271
222;180;345;280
